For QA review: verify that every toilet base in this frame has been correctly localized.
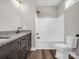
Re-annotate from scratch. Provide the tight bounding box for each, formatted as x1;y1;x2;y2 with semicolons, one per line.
55;48;68;59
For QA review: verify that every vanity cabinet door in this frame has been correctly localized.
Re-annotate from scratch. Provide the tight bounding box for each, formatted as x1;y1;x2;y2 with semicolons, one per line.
25;39;29;58
0;55;7;59
20;38;27;59
21;46;26;59
26;34;31;49
28;38;31;50
6;39;20;59
7;49;20;59
7;51;19;59
20;33;31;59
26;38;31;55
27;34;31;54
25;35;31;57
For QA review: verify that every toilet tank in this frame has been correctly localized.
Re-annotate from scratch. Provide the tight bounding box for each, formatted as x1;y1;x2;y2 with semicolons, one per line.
66;35;78;48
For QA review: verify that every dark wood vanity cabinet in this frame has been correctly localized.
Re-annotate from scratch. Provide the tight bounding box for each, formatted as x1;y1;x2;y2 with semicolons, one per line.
0;33;31;59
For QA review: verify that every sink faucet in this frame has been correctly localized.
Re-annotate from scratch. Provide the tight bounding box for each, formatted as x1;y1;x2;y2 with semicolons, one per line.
16;27;22;33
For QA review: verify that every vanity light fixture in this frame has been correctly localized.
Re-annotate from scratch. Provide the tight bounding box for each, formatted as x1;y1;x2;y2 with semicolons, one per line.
16;0;23;8
12;0;24;9
16;0;22;4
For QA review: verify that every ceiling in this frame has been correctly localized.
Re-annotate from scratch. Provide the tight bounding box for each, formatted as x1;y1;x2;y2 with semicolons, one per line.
36;0;62;6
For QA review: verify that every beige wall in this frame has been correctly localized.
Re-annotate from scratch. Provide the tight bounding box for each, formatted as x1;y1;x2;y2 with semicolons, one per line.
0;0;36;48
36;6;57;18
20;0;36;48
56;0;66;42
0;0;21;31
58;0;79;36
65;1;79;35
57;0;66;17
57;0;79;40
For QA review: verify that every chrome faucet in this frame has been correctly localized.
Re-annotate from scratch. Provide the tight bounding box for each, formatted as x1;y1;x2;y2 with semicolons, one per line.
16;27;22;33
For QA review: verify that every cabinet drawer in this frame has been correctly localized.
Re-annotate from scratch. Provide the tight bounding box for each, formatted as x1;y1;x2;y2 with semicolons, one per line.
21;33;31;46
21;38;26;46
0;39;20;57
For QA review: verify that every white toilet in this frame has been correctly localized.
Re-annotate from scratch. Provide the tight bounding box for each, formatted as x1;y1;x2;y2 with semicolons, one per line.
54;35;78;59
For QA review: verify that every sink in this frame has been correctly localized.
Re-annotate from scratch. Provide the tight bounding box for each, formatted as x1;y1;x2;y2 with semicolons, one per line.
0;37;10;39
0;32;22;39
0;33;18;39
0;33;17;37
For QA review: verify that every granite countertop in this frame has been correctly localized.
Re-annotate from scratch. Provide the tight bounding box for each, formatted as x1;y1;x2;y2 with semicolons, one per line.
0;30;31;47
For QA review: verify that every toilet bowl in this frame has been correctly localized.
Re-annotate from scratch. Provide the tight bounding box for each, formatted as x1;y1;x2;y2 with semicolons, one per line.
55;43;68;59
54;35;78;59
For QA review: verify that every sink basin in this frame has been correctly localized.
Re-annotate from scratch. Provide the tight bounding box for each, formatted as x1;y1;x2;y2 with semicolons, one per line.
0;33;17;37
0;32;22;39
0;37;10;39
0;33;19;39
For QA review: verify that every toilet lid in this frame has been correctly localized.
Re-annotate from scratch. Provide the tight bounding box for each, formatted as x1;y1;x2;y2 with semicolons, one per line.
54;43;67;48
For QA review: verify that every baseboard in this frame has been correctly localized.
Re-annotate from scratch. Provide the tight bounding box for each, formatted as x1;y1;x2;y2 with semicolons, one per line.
36;47;56;49
31;47;37;51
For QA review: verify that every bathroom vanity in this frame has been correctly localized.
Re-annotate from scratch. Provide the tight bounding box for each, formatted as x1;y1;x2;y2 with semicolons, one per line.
0;31;31;59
